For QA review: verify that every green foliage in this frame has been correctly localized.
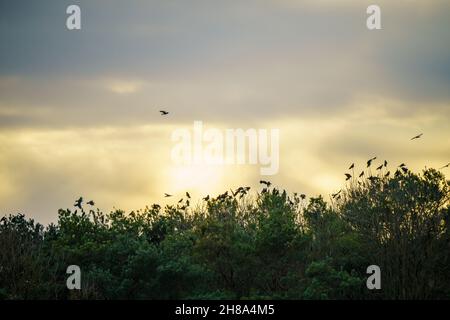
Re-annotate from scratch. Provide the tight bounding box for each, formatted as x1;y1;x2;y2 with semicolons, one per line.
0;168;449;299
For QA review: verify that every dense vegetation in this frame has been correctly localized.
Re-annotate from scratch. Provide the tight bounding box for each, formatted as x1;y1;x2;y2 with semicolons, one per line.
1;167;449;300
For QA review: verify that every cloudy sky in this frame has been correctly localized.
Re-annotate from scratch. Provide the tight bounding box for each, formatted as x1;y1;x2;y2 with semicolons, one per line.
1;0;449;224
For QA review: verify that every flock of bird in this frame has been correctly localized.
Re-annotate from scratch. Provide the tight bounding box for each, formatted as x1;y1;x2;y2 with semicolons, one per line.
74;197;95;210
72;197;99;218
330;133;449;201
72;117;449;213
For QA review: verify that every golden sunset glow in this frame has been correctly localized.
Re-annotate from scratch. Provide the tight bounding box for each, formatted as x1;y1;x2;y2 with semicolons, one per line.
1;0;450;224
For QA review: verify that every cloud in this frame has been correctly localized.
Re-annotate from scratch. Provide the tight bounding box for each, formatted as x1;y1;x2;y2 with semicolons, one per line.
0;0;449;222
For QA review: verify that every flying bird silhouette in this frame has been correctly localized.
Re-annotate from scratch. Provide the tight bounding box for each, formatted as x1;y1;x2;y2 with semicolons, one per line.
384;160;388;167
411;133;423;140
349;163;354;170
74;197;83;209
159;110;169;115
186;192;191;199
359;171;364;178
332;190;341;199
260;180;271;187
439;162;450;169
376;165;383;171
164;193;173;197
203;195;210;201
384;171;390;177
345;173;352;181
86;200;95;206
367;157;377;168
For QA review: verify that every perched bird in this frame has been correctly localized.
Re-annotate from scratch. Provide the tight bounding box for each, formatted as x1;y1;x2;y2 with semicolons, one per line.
367;157;377;168
217;191;229;200
395;169;401;177
349;163;355;170
159;110;169;115
439;162;450;169
203;195;210;201
359;171;364;178
345;173;352;181
300;194;306;200
186;192;191;199
376;165;383;171
74;197;83;209
164;193;172;197
86;200;95;206
411;133;423;140
186;200;190;207
401;166;408;174
399;163;406;168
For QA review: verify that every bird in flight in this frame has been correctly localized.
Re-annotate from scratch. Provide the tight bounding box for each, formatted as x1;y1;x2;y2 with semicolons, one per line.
367;157;377;168
384;160;388;167
186;192;191;199
359;171;364;178
439;163;450;169
384;171;390;177
74;197;83;209
260;180;271;187
376;165;383;171
159;110;169;115
164;193;172;197
345;173;352;181
411;133;423;140
86;200;95;206
332;190;341;199
349;163;354;170
203;195;210;201
399;163;406;168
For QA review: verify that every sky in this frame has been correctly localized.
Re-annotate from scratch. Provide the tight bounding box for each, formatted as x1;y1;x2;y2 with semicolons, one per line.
1;0;449;224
